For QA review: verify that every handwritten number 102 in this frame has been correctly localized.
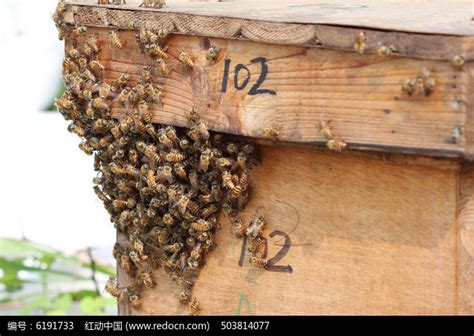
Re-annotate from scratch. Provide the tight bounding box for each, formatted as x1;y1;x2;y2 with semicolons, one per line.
221;57;277;96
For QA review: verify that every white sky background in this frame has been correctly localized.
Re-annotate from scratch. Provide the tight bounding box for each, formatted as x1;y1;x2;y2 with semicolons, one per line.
0;0;115;255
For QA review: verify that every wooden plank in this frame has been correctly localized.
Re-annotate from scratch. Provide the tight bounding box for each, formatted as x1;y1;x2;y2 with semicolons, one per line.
75;28;468;157
119;145;458;315
63;2;474;61
68;0;474;36
457;164;474;314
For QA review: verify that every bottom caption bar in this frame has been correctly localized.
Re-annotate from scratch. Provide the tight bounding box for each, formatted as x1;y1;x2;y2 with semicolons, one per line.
1;316;474;335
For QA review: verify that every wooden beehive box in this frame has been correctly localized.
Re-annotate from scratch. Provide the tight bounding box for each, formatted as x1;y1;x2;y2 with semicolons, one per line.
61;0;474;315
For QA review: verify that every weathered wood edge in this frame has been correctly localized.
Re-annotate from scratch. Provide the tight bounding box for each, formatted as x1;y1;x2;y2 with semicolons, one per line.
63;4;474;62
457;163;474;314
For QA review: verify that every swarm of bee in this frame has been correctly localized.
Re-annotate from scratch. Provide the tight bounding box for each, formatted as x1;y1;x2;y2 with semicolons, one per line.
317;120;346;152
401;67;436;97
54;2;257;315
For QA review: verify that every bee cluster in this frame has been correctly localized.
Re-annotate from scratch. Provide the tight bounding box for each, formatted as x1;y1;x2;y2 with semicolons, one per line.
53;3;257;315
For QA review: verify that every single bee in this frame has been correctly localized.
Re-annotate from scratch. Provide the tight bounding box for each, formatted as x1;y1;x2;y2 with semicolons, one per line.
231;217;247;238
156;59;169;76
72;26;87;36
109;31;124;49
85;34;100;54
67;123;86;137
128;290;141;308
189;297;201;316
452;55;465;69
139;0;166;9
146;44;168;59
89;60;105;72
117;87;131;106
142;66;153;82
354;32;366;54
187;106;199;123
206;45;220;60
375;45;395;56
79;141;94;155
139;268;155;288
145;145;162;165
94;186;110;203
249;256;267;268
179;289;192;304
317;120;333;140
262;124;282;139
199;149;212;172
191;219;213;232
92;97;110;112
105;277;121;297
178;51;194;68
99;83;112;100
120;254;132;273
112;73;129;93
327;139;347;152
138;100;152;123
222;171;242;197
166;150;185;163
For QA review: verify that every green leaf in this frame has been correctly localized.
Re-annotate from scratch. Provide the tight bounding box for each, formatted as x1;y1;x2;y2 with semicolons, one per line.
0;257;89;280
79;296;115;315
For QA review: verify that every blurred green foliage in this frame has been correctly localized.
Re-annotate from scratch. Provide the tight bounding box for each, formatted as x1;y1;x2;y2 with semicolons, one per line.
0;238;116;315
45;81;65;112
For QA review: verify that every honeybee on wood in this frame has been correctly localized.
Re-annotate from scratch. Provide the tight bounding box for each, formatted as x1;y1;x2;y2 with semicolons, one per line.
105;277;121;297
222;171;242;197
146;44;168;59
231;217;246;238
109;31;124;49
63;57;79;75
138;100;152;123
128;290;141;308
120;254;132;272
117;87;131;106
375;45;395;56
452;55;465;69
85;34;100;54
72;26;87;36
156;59;169;76
206;45;220;60
354;32;366;54
262;124;282;139
317;120;333;140
145;83;164;106
179;289;192;304
140;0;166;9
111;73;129;92
141;66;153;82
139;268;155;288
89;60;105;73
158;131;174;149
327;139;347;152
249;256;267;268
189;297;201;316
178;51;194;68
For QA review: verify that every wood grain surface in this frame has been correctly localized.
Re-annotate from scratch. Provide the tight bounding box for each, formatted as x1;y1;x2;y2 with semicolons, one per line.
119;145;459;315
76;28;469;157
62;1;474;61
